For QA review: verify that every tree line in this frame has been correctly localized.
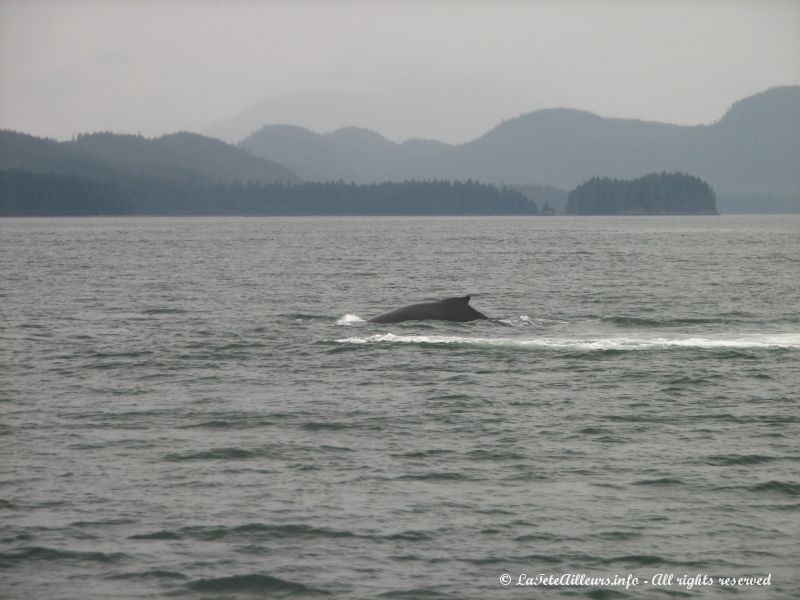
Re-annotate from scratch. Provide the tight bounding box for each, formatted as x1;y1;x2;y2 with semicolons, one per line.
566;172;718;215
0;170;539;216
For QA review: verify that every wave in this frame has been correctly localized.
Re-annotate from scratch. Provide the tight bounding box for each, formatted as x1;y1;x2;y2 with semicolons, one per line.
141;308;187;315
334;332;800;351
336;313;366;325
177;523;358;542
498;315;569;327
106;569;187;580
390;449;455;459
598;554;665;566
149;522;450;546
596;554;711;568
466;448;526;461
394;471;474;482
383;530;437;541
700;454;780;466
633;477;685;486
601;315;744;327
0;546;127;565
128;530;182;540
164;447;259;461
378;587;458;599
301;421;349;431
187;573;330;596
746;480;800;496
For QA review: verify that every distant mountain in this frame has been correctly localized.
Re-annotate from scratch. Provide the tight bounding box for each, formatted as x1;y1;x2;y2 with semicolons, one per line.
0;130;298;185
238;87;800;201
1;129;539;216
0;130;114;181
203;91;387;144
239;125;452;183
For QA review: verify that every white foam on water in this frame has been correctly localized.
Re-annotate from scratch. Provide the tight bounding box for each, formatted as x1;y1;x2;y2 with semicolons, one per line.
336;314;366;326
498;315;570;328
335;332;800;350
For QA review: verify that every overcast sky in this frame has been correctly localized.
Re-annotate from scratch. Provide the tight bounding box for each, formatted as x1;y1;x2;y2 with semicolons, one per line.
1;0;798;143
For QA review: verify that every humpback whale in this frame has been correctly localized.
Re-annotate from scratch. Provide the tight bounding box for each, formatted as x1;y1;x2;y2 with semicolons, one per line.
368;296;488;324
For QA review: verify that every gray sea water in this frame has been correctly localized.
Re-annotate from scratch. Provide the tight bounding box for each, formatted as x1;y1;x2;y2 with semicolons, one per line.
1;215;799;599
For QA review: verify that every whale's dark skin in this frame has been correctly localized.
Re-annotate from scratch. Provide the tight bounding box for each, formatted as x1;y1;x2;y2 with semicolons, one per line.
368;296;488;324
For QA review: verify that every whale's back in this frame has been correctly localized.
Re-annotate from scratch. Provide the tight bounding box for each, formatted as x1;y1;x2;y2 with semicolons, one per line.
368;296;487;324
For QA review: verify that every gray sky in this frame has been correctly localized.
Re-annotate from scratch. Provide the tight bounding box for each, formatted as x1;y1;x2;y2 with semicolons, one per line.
1;0;799;143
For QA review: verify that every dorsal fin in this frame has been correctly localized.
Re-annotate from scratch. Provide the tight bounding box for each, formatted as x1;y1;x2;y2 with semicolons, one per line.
443;295;471;304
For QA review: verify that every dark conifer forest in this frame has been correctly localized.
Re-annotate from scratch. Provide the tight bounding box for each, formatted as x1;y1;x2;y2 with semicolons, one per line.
566;173;718;215
0;170;538;216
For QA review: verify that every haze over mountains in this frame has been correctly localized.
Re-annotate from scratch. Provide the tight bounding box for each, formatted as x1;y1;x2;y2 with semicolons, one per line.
239;86;800;206
1;86;798;213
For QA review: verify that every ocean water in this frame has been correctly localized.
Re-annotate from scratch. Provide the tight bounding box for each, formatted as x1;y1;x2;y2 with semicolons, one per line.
1;215;798;599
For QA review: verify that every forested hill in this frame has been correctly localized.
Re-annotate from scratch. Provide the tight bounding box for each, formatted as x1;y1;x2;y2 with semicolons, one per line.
0;129;539;216
0;172;538;216
566;173;718;215
0;130;298;185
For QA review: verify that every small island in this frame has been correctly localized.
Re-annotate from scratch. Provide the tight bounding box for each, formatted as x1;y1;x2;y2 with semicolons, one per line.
540;202;555;216
566;172;718;215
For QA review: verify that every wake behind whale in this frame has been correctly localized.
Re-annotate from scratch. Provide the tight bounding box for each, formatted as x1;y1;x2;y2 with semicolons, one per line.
332;297;800;352
335;332;800;351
